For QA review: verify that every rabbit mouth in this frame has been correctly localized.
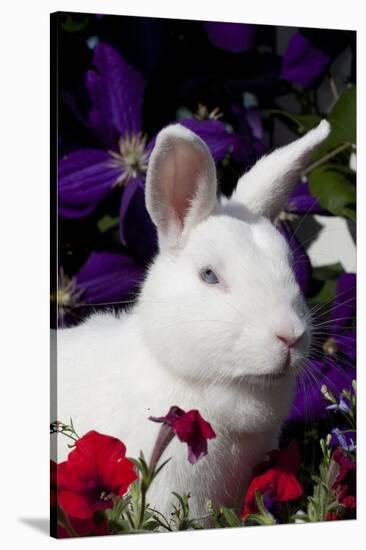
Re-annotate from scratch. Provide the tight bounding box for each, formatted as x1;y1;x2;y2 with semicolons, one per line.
253;355;299;382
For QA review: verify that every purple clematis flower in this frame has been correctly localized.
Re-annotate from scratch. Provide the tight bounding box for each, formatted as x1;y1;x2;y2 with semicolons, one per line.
281;32;330;88
281;29;350;89
59;42;149;219
230;103;267;169
59;42;238;258
286;178;328;216
204;21;256;52
289;272;356;422
150;406;216;465
56;252;144;327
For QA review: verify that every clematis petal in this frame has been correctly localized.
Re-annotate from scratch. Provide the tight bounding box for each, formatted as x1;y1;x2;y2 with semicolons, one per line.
58;148;121;218
87;42;145;149
230;106;266;168
204;21;256;52
76;251;144;304
119;178;158;264
281;31;330;88
286;179;328;215
179;118;237;162
277;221;311;295
330;273;356;335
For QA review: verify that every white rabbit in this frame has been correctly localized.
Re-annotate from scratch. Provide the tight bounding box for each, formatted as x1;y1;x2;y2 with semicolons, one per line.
55;120;330;520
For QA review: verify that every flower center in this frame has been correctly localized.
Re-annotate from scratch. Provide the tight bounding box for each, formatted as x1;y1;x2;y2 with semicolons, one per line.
195;103;223;121
51;268;84;321
323;337;338;356
109;132;149;187
275;210;299;224
99;490;113;502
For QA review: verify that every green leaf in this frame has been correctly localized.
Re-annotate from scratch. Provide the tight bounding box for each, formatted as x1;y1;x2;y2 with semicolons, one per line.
220;506;242;527
314;86;356;157
152;458;172;481
269;110;322;134
309;165;356;217
329;86;356;145
312;263;344;282
310;280;337;305
97;215;120;234
341;206;356;222
142;520;160;531
60;14;90;32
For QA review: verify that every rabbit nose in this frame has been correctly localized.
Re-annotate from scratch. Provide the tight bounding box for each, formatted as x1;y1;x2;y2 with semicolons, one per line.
276;331;303;348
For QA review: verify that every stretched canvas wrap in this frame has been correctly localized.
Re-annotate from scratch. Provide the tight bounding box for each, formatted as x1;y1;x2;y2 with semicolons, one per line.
50;11;356;538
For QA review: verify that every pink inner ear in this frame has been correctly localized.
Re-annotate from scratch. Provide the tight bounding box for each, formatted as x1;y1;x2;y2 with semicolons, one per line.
164;140;207;226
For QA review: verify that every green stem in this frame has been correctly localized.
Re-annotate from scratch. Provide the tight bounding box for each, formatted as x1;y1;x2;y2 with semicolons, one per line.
57;505;79;537
138;488;146;529
304;142;352;175
329;76;339;102
57;520;78;538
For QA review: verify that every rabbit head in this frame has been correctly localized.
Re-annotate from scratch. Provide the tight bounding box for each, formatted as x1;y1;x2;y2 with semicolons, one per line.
138;121;330;386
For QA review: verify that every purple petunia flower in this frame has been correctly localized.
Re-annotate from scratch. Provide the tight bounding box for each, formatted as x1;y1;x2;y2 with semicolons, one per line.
204;21;256;52
289;272;356;422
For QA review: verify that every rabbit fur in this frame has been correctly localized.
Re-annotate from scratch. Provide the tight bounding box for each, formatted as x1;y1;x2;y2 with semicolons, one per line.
56;120;331;519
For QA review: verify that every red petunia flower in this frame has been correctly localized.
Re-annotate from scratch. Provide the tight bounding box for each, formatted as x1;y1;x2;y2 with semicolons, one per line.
241;440;303;518
50;460;57;509
331;447;356;510
57;430;137;520
150;406;216;464
326;511;337;521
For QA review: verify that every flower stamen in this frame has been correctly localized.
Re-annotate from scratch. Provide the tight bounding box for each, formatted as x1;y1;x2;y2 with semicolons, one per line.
51;268;85;322
195;103;224;121
323;337;338;356
108;132;149;187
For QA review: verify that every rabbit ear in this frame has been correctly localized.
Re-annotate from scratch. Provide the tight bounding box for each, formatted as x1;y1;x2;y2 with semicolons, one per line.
146;124;217;250
230;120;331;221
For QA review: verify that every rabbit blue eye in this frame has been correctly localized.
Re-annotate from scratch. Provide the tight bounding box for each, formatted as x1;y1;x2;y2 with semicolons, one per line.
199;267;219;285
